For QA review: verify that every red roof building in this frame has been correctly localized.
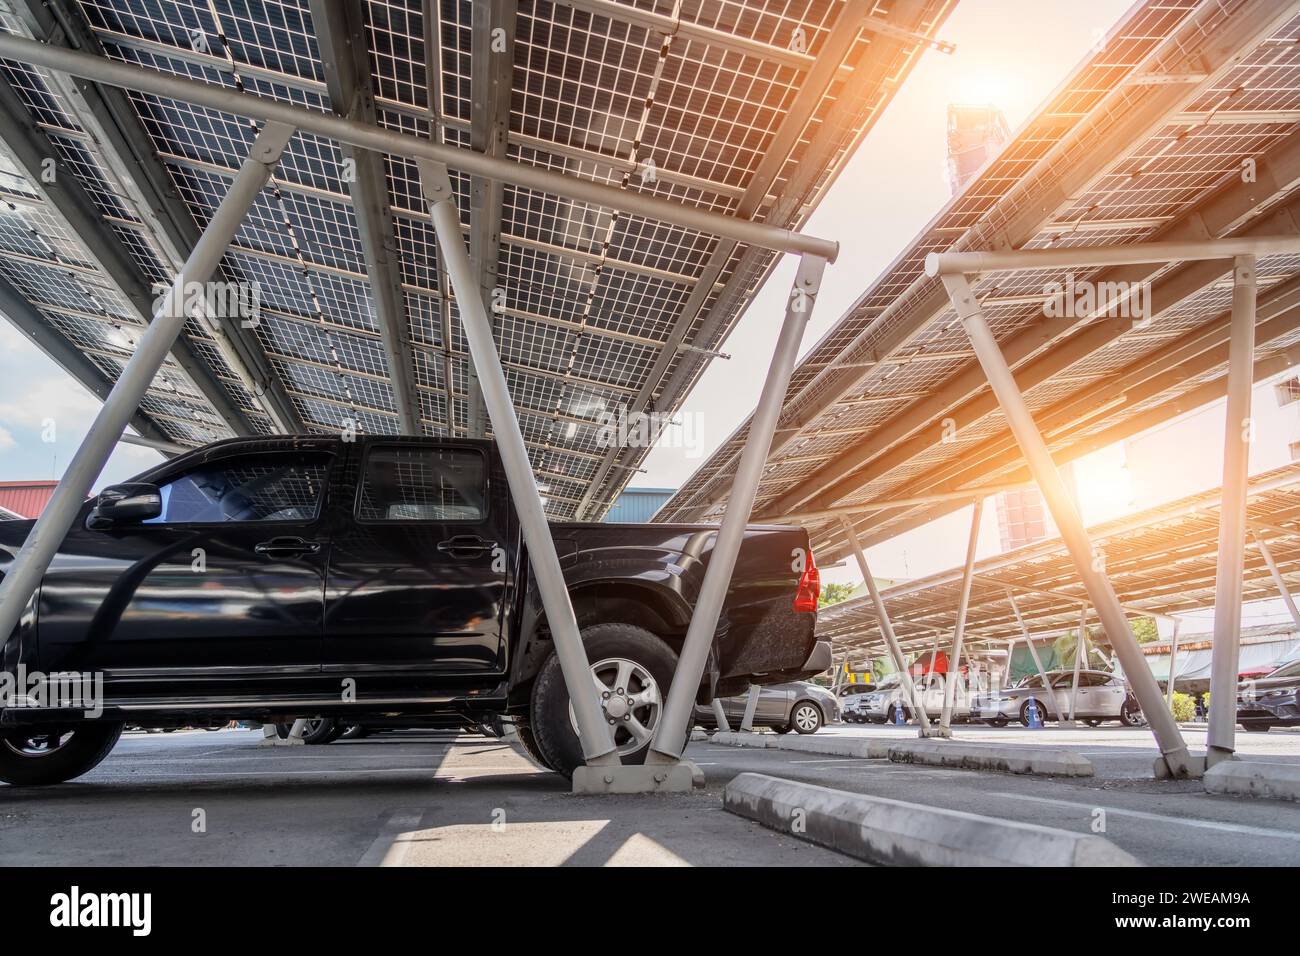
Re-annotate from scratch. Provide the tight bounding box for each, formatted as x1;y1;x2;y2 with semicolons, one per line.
0;480;58;518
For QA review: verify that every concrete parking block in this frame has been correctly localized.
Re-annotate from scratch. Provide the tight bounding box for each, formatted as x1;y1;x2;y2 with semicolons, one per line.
709;731;773;748
1205;760;1300;802
724;772;1139;866
769;735;892;759
888;739;1093;777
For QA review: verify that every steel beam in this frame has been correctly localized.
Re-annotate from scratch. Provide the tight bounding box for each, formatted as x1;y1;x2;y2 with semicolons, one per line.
1253;530;1300;631
940;497;983;729
939;271;1194;776
0;122;294;658
311;0;421;434
1208;256;1258;766
1066;605;1086;723
1007;592;1061;720
645;254;829;764
839;517;933;734
463;0;518;437
422;160;618;767
10;0;303;434
739;684;761;733
1166;618;1182;710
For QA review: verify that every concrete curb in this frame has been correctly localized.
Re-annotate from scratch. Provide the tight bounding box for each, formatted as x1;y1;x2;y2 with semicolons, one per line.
770;735;892;759
724;773;1139;866
709;731;773;748
1205;760;1300;801
888;740;1093;777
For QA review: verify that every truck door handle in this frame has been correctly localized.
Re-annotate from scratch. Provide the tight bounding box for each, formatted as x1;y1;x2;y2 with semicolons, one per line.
254;536;321;558
437;535;496;558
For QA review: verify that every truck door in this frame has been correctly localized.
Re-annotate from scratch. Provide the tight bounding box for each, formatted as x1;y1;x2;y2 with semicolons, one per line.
323;441;508;674
39;446;335;676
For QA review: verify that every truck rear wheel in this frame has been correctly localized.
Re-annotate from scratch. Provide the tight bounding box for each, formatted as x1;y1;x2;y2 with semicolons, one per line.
0;722;123;786
530;622;679;779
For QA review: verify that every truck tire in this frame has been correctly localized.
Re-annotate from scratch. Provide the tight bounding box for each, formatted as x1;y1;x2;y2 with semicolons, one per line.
0;723;124;786
530;622;679;779
510;719;554;771
274;718;336;744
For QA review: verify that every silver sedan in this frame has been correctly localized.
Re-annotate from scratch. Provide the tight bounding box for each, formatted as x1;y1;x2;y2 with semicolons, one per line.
970;669;1143;726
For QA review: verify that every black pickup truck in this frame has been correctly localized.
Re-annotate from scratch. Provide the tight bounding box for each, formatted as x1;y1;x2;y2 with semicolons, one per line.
0;435;827;784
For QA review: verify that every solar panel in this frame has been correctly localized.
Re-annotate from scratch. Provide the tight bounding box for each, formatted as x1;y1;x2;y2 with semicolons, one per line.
0;0;955;519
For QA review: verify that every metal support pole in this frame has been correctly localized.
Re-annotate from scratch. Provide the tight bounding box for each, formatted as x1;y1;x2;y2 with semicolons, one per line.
647;255;827;764
739;684;761;733
422;161;617;766
0;121;294;647
839;517;935;734
941;497;983;728
1208;255;1258;767
1253;531;1300;630
939;273;1193;775
1068;605;1086;722
1166;618;1182;710
1007;591;1061;720
711;698;731;733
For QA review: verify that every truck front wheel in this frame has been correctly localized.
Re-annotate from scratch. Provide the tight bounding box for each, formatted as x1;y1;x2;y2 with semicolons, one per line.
0;722;124;786
530;622;679;779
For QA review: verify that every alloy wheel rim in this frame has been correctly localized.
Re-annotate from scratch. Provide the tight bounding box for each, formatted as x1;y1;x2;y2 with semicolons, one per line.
2;731;71;757
794;704;818;731
568;657;662;757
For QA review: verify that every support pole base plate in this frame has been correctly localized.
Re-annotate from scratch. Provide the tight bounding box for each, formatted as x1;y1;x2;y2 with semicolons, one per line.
920;726;952;739
571;759;704;794
1153;752;1207;780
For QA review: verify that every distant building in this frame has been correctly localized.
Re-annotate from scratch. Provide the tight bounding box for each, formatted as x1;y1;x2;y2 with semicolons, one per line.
946;103;1010;194
0;480;57;518
603;487;675;523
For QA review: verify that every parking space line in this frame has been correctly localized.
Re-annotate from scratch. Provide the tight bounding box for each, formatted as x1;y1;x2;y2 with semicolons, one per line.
990;791;1300;841
357;809;426;867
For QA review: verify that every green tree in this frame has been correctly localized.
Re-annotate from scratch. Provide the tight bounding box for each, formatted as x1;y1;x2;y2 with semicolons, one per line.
819;581;855;608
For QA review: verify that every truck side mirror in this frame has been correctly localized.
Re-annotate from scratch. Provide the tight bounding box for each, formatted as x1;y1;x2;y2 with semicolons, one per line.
90;483;162;528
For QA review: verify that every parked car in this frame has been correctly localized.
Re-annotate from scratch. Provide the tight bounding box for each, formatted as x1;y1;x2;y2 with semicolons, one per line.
856;670;975;723
970;669;1142;726
842;693;873;723
0;435;830;785
694;681;839;734
1236;659;1300;731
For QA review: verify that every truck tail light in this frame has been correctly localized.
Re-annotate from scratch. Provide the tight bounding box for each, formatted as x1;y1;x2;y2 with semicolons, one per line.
793;550;820;612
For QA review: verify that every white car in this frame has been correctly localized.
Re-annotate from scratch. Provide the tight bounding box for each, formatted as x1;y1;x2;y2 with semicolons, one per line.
855;671;975;723
970;669;1142;726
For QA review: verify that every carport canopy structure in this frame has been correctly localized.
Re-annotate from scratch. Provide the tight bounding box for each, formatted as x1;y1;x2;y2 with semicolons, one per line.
0;0;959;790
658;0;1300;776
818;463;1300;668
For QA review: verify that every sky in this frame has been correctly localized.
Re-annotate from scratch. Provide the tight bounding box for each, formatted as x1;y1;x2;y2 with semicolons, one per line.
0;0;1294;631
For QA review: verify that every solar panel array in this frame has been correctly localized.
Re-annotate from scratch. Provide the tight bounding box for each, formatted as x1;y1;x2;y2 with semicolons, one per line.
817;463;1300;666
0;0;955;518
658;0;1300;554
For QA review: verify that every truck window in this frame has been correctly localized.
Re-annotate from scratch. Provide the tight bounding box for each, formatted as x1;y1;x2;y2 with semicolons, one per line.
145;453;330;524
357;445;487;522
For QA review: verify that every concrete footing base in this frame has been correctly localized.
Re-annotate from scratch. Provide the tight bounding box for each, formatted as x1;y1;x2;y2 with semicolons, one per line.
259;736;304;747
571;759;703;794
1204;759;1300;801
724;772;1138;866
1153;753;1207;780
